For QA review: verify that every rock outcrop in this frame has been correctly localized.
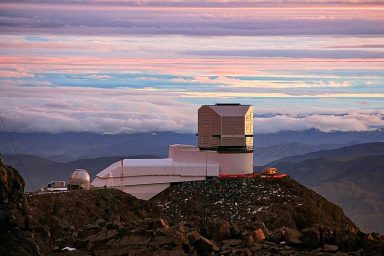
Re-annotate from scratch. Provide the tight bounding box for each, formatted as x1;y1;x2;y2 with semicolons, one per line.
0;158;40;256
27;186;158;255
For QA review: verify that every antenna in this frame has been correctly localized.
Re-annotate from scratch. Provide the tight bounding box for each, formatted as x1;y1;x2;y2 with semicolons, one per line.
120;159;124;191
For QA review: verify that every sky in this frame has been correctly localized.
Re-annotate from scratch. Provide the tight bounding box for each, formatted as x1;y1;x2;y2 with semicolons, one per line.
0;0;383;134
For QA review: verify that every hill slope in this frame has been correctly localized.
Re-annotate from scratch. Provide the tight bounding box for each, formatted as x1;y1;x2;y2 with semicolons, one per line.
269;142;384;233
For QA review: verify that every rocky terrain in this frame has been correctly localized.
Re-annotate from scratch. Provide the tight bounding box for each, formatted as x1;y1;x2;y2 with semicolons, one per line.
1;159;384;256
0;158;40;256
154;177;357;231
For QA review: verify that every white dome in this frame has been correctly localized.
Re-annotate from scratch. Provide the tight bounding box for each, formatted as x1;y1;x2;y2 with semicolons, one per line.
69;169;90;182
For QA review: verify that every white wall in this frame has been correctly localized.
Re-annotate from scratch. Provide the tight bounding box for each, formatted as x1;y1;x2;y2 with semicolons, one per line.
91;144;253;200
169;144;253;174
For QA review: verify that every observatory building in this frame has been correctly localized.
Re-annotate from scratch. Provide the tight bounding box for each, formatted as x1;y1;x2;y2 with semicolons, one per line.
91;104;254;199
68;169;91;190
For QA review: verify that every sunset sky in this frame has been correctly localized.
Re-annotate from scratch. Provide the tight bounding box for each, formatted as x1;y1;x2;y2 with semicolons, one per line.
1;0;383;134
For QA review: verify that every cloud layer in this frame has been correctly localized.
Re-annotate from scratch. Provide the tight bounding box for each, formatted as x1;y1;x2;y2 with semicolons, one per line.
1;83;383;134
0;1;383;134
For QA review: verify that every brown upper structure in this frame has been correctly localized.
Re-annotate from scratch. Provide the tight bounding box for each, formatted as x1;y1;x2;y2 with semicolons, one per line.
198;103;253;152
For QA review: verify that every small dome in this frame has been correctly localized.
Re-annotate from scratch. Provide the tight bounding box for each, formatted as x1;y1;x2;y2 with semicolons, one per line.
69;169;90;182
68;169;91;190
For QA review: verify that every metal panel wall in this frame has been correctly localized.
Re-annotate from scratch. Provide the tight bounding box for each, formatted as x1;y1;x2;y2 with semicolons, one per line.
198;104;253;151
221;116;244;135
198;106;220;149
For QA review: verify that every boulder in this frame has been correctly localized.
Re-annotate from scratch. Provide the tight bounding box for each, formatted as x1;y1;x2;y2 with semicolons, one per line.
155;227;172;237
249;220;270;237
323;243;338;252
230;223;241;237
253;228;266;242
335;252;349;256
243;234;255;247
150;235;178;247
222;239;243;246
205;219;231;241
86;229;117;246
106;222;119;230
131;226;146;235
269;228;284;243
283;228;303;245
195;236;219;253
177;221;187;233
78;224;102;238
301;227;320;248
153;218;169;229
187;231;201;245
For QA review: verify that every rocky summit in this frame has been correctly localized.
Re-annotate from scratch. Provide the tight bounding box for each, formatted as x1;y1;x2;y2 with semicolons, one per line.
0;159;40;256
154;177;358;232
1;160;384;256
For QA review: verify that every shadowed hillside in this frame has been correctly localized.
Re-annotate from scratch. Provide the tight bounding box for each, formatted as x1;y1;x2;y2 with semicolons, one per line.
269;142;384;233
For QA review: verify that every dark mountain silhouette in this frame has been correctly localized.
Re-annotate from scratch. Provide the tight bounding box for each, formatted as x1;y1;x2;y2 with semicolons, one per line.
268;142;384;233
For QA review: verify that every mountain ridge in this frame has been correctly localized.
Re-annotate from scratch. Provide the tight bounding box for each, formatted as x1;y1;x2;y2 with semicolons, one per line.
270;142;384;164
268;142;384;233
1;129;383;162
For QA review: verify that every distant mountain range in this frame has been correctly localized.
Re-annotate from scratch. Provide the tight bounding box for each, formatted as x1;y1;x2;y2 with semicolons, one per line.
268;142;384;234
254;142;343;165
0;132;190;162
1;129;383;164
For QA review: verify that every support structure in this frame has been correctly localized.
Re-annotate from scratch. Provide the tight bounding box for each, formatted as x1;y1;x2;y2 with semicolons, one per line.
120;159;124;191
